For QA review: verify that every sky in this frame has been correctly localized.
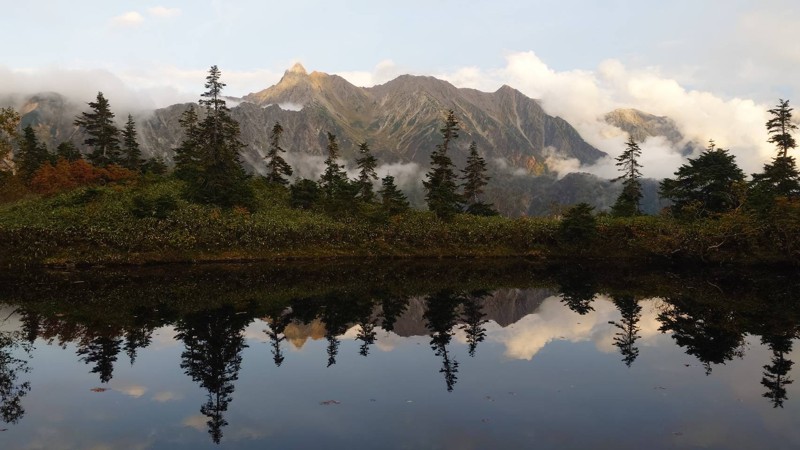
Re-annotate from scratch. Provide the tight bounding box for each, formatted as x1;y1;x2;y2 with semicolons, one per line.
3;0;800;177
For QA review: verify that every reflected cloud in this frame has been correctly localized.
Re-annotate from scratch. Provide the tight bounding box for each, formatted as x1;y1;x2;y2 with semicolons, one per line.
491;296;662;360
153;391;183;403
114;385;147;398
182;414;207;431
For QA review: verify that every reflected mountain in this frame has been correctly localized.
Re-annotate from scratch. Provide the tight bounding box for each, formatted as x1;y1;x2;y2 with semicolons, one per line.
1;261;799;443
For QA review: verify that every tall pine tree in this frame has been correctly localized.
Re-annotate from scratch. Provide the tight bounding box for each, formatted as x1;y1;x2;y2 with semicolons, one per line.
767;99;797;158
611;136;644;217
120;114;143;172
74;92;121;166
355;141;378;202
264;121;293;185
17;125;50;180
319;132;349;198
424;110;463;219
750;99;800;210
185;66;253;207
378;175;409;215
461;141;495;215
0;107;19;173
174;105;202;180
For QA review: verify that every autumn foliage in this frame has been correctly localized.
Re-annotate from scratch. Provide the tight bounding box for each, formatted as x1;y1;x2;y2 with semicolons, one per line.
30;158;137;196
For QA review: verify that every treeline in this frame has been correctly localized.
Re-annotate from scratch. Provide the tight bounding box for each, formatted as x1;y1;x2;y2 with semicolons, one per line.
0;66;496;220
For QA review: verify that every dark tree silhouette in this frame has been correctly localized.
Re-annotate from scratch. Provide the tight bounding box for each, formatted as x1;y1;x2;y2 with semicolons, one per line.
766;99;797;158
424;110;463;219
658;296;745;375
379;294;409;332
120;114;143;172
378;175;410;215
77;332;123;384
424;290;463;392
74;92;121;166
0;330;31;424
265;309;293;367
460;292;488;357
557;268;597;315
175;305;252;444
761;333;795;408
264;121;293;185
611;136;643;217
17;125;51;180
609;296;642;367
355;141;378;202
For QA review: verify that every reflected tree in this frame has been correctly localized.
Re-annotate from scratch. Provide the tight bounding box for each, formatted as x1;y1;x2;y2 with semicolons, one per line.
0;330;31;425
355;308;378;357
18;309;41;345
761;333;795;408
264;308;293;367
424;290;463;392
379;294;409;333
175;304;252;444
460;291;488;357
557;268;597;315
77;332;123;384
609;296;642;367
658;297;745;375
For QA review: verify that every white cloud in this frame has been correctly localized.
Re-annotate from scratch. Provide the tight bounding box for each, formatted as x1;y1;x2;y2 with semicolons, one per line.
436;51;775;178
110;11;144;28
115;384;147;398
490;295;663;361
336;59;404;87
148;6;181;18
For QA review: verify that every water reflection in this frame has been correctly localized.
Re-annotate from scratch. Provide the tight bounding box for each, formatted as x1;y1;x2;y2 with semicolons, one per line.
0;262;799;445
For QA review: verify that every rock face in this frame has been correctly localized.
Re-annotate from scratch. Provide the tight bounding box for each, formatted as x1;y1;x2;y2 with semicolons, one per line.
605;108;700;155
239;65;605;169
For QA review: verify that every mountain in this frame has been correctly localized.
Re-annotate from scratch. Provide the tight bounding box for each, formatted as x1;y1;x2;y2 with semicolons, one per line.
236;63;605;170
8;65;629;215
605;108;700;155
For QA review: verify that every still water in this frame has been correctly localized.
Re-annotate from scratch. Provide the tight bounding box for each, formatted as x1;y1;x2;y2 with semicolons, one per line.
0;261;798;449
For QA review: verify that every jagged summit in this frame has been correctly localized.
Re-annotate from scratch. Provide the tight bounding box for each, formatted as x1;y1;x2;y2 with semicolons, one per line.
287;62;307;75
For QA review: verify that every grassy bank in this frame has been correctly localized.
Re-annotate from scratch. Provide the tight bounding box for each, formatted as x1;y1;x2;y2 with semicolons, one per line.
0;178;798;266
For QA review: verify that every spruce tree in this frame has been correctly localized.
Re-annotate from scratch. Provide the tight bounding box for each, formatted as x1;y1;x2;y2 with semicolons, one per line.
174;105;202;180
17;125;50;180
264;121;293;185
355;141;378;202
0;107;19;173
56;141;82;161
461;141;495;215
424;110;463;219
120;114;143;171
319;132;349;198
185;66;253;207
767;99;797;158
660;140;746;218
378;175;409;215
74;92;121;166
750;99;800;211
611;136;644;217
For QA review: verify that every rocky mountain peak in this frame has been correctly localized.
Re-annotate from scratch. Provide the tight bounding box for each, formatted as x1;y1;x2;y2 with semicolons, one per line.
287;62;307;75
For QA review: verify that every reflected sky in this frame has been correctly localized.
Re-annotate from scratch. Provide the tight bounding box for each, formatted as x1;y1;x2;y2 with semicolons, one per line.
0;264;799;449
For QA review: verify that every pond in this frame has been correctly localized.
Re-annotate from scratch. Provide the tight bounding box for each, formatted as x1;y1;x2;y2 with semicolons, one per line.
0;261;798;449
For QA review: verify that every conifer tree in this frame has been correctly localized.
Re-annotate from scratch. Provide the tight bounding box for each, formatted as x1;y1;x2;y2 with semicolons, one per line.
56;141;81;161
378;175;409;214
355;141;378;202
461;141;495;215
120;114;143;171
767;99;797;158
184;66;253;207
174;105;201;180
17;125;50;180
750;99;800;210
660;140;746;218
0;107;19;173
264;121;293;185
611;136;644;217
424;110;463;219
74;92;121;166
319;132;349;198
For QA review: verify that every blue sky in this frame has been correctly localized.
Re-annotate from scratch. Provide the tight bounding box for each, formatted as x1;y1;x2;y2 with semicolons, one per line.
3;0;800;176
